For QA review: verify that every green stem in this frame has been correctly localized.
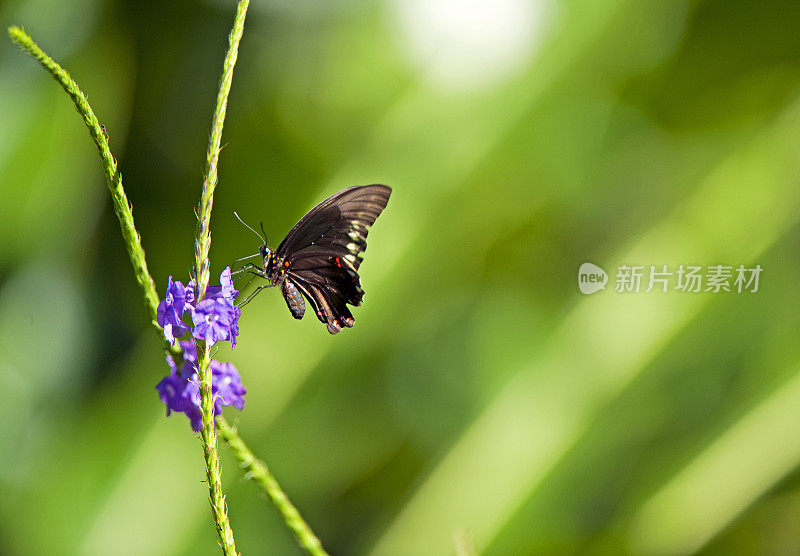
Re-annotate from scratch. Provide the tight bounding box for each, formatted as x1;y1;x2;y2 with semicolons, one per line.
193;2;250;555
217;418;329;556
8;25;160;328
194;0;250;301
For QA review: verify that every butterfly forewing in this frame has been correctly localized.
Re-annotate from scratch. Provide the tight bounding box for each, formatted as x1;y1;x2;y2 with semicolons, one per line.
276;185;391;260
272;184;391;334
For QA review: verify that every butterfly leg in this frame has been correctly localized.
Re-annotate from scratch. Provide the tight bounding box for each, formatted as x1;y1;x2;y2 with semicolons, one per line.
237;285;270;309
231;263;262;277
234;272;258;297
232;268;262;290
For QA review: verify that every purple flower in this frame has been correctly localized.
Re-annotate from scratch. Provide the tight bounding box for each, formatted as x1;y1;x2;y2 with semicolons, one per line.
158;268;241;347
155;267;245;430
156;276;192;343
191;298;237;346
210;359;247;410
156;348;246;432
156;369;203;430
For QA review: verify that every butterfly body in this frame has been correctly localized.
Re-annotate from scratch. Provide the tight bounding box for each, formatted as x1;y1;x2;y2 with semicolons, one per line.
258;245;284;283
255;184;391;334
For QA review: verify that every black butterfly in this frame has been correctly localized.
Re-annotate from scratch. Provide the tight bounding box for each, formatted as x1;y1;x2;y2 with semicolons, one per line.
238;184;391;334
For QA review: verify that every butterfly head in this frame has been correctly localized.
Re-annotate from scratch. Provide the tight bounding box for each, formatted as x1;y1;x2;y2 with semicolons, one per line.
261;244;283;283
260;244;273;270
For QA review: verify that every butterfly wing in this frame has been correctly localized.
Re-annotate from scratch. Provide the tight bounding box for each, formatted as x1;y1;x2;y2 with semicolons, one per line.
276;184;391;334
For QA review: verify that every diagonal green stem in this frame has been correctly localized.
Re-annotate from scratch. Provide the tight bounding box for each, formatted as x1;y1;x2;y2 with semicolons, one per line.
217;418;329;555
7;25;161;328
192;1;250;554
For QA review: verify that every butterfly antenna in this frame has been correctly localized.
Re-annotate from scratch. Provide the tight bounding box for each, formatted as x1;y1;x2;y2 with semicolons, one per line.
260;221;268;247
234;211;266;244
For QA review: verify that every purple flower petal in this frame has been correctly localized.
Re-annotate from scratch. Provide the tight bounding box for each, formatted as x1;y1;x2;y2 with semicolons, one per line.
184;280;195;305
228;305;241;348
157;276;192;342
156;370;195;417
178;340;197;363
186;376;202;408
202;267;239;304
191;298;236;346
211;360;247;411
220;267;238;302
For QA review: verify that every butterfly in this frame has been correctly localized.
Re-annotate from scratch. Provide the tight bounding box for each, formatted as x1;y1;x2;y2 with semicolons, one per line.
236;184;391;334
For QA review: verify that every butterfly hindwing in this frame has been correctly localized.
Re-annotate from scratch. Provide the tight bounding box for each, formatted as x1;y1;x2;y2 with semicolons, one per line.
287;274;354;334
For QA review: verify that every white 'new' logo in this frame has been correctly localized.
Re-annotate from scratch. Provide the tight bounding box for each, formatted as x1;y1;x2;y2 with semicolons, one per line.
578;263;607;295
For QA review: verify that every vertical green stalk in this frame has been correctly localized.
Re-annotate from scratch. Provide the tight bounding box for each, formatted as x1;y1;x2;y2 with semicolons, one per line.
194;0;250;299
217;418;329;555
193;1;250;555
7;25;160;328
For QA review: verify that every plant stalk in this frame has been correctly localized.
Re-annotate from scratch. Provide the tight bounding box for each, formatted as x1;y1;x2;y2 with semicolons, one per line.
7;25;160;327
218;418;328;555
192;1;251;554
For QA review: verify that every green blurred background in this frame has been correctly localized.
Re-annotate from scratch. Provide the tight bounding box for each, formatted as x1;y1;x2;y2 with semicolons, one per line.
3;0;800;554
